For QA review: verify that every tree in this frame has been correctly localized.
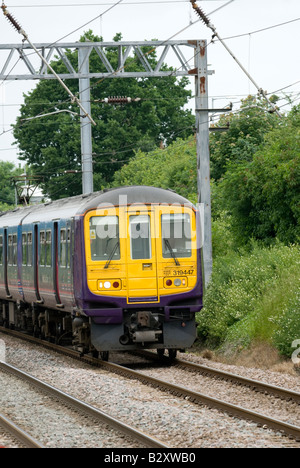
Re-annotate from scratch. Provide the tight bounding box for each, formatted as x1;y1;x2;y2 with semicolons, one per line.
209;95;280;181
13;31;194;200
217;104;300;245
0;161;22;208
112;138;197;202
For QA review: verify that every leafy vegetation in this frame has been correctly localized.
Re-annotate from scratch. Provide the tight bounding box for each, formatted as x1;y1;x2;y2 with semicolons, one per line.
112;137;197;202
0;161;23;210
216;108;300;245
196;243;300;357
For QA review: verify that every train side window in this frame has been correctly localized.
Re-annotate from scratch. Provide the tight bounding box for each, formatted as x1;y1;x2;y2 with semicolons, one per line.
46;230;52;267
22;233;28;266
13;234;17;266
40;231;46;266
8;235;12;266
66;228;71;269
8;234;17;266
0;235;3;265
27;232;33;266
60;229;66;267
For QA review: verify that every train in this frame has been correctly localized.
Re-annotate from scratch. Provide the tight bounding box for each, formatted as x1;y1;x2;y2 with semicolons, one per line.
0;186;203;360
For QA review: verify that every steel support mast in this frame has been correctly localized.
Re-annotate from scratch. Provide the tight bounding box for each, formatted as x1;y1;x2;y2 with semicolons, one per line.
194;40;212;285
78;47;93;194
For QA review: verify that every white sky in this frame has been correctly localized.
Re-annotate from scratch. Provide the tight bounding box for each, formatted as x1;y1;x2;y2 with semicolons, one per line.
0;0;299;165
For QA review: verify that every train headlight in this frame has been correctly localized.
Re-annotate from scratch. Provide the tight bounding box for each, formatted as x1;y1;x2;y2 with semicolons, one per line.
98;279;122;290
164;277;187;289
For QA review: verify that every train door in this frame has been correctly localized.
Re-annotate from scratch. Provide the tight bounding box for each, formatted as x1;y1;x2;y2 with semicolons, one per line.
53;222;62;306
33;224;42;303
126;208;159;303
3;229;10;298
57;221;74;308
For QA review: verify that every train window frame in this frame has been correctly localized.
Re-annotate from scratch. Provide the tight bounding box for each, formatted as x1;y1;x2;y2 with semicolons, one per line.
8;235;12;266
46;230;52;267
40;230;46;266
22;233;28;266
89;215;120;263
129;214;152;260
161;213;192;259
27;232;33;266
8;234;18;266
66;228;71;269
13;234;17;266
0;235;3;266
60;229;67;268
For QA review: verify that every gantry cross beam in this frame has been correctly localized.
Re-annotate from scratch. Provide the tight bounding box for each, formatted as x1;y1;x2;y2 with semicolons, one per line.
0;40;201;80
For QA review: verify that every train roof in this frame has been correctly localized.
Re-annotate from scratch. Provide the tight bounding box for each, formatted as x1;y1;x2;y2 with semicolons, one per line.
0;186;194;228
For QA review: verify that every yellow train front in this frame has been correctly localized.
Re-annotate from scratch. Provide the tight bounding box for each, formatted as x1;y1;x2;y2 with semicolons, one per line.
76;186;203;359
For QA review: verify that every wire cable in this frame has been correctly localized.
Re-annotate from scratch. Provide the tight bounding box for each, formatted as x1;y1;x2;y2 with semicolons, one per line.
189;0;282;117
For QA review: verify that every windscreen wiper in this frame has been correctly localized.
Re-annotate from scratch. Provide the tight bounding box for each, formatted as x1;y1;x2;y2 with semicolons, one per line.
164;239;180;266
104;241;120;269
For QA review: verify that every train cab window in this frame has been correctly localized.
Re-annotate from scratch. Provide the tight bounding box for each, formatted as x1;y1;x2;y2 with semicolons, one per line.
0;235;3;265
161;213;192;259
22;233;28;266
129;215;151;260
89;216;120;262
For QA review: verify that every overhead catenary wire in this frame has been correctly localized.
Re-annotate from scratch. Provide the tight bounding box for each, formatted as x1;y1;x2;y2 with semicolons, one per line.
189;0;282;118
1;1;96;126
6;1;230;8
0;0;298;165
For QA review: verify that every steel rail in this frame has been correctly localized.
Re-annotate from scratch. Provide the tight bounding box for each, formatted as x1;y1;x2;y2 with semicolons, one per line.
175;358;300;404
99;360;300;441
0;412;44;448
1;327;300;441
136;350;300;404
0;361;168;449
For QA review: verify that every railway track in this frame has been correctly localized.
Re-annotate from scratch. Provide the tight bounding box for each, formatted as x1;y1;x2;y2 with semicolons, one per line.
1;326;300;444
132;350;300;404
0;412;44;448
0;360;168;449
103;360;300;442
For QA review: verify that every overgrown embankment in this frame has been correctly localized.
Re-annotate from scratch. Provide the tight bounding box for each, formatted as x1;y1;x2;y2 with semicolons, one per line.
196;243;300;364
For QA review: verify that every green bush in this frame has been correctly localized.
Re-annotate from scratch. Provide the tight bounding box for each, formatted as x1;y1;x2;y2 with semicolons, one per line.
113;138;198;202
196;243;300;352
274;288;300;358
